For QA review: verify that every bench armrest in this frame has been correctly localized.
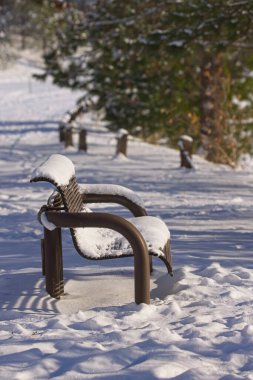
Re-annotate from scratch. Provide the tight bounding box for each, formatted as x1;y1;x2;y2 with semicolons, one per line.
45;210;150;304
79;184;147;217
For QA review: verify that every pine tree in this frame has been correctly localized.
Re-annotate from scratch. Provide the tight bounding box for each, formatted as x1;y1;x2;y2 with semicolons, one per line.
41;1;89;88
39;0;253;164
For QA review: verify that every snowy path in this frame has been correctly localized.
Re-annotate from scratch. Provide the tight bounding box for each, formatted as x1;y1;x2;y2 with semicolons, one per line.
0;54;253;379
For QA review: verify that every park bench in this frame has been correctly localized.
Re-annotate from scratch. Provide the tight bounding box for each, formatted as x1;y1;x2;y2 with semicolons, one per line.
30;154;172;304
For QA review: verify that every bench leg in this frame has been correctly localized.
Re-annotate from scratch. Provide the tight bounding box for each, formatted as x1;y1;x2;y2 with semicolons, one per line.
165;241;172;266
41;238;45;276
43;227;64;299
164;240;173;275
149;255;153;274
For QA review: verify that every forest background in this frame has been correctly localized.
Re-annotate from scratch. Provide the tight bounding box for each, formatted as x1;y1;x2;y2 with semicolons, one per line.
1;0;253;166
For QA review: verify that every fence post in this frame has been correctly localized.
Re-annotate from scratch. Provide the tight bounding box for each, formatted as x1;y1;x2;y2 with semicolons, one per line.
178;135;194;169
116;129;128;156
58;123;66;142
64;125;74;148
79;128;88;152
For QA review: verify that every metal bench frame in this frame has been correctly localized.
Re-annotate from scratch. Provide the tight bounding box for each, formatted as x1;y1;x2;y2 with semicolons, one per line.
31;173;172;305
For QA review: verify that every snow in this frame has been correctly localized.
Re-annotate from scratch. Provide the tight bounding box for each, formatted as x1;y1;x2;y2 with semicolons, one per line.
179;134;193;142
74;215;169;258
81;183;145;208
40;212;57;231
232;96;251;110
31;154;75;186
117;128;128;137
169;40;185;47
1;52;253;379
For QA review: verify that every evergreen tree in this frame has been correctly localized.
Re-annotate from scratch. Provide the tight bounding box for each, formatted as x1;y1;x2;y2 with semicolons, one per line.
0;0;15;65
40;1;89;88
40;0;253;164
168;0;253;163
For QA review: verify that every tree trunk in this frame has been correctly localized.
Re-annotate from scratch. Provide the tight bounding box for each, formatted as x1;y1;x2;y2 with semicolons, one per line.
200;53;232;165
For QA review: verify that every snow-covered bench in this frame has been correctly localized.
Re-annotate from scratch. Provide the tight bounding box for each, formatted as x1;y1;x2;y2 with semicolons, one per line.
30;154;172;305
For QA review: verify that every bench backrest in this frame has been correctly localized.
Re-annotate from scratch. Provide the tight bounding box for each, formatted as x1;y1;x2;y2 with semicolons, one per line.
52;177;83;213
30;154;83;213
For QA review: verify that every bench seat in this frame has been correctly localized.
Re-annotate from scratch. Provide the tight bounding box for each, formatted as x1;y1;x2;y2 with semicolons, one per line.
73;215;169;259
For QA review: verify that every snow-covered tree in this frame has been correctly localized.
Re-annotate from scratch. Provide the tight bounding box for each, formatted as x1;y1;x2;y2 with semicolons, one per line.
40;0;253;164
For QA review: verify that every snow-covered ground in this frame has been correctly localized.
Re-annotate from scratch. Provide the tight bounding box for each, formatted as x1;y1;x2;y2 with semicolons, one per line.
0;52;253;379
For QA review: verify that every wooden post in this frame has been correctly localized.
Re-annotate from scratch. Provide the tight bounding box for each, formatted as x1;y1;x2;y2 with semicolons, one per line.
116;129;128;156
64;126;74;148
178;135;194;169
59;123;66;142
78;129;88;152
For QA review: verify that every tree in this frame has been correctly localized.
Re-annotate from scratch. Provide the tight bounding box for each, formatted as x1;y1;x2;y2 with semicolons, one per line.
0;0;12;67
41;1;89;87
39;0;253;164
141;0;253;163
